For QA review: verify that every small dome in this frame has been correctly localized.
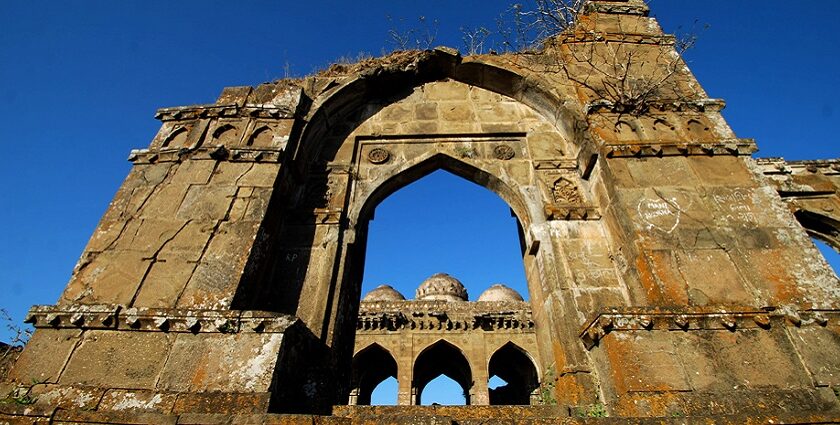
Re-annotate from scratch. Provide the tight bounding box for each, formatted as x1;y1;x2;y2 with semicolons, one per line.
362;285;406;302
416;273;468;302
477;284;524;302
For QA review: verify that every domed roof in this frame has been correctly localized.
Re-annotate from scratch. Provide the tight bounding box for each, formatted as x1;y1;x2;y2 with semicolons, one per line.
416;273;468;302
362;285;406;302
477;284;524;302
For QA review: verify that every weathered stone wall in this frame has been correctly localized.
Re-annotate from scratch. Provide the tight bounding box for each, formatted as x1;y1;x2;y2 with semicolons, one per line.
60;85;299;310
3;0;839;422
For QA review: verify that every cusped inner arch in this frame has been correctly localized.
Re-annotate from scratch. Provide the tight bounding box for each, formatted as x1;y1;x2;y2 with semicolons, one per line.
355;152;529;228
413;340;472;405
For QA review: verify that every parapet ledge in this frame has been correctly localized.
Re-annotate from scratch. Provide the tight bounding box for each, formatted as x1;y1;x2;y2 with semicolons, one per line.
579;306;838;350
128;145;283;164
154;102;297;122
24;304;299;334
586;0;649;16
603;138;756;158
586;98;725;115
357;300;533;332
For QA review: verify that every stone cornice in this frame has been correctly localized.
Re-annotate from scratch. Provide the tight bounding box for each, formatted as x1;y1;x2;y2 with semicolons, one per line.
558;32;670;46
579;306;839;350
24;305;298;334
755;157;840;176
586;98;726;115
356;300;533;333
586;0;649;16
128;146;283;164
154;103;296;122
603;139;757;158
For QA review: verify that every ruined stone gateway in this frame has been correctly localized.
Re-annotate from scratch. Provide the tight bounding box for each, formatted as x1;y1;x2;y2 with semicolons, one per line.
2;0;840;423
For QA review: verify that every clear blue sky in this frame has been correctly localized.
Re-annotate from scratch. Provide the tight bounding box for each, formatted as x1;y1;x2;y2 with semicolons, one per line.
1;0;838;362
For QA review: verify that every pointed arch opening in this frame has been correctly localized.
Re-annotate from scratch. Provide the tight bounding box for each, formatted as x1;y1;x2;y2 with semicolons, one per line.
161;127;188;148
248;125;273;147
355;152;530;228
488;342;539;405
413;340;472;405
211;123;240;146
356;153;530;302
350;343;398;405
794;209;840;253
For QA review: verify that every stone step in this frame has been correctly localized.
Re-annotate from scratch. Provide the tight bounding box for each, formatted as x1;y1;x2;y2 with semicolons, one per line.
333;405;571;420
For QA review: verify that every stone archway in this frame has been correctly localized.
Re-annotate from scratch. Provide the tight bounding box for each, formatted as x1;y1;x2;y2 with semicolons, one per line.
488;342;540;405
413;340;473;405
228;71;602;412
350;343;399;405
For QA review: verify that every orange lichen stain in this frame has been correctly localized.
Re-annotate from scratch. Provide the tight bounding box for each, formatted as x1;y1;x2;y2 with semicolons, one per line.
601;337;632;396
754;250;803;304
647;251;689;305
190;362;207;388
634;253;666;305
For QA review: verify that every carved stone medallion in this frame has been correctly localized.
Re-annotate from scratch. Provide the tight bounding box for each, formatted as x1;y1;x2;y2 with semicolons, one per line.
552;177;584;204
368;148;391;164
493;144;515;160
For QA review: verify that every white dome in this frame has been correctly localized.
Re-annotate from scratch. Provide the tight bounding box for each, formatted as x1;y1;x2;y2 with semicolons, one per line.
477;284;524;302
362;285;406;301
415;273;468;302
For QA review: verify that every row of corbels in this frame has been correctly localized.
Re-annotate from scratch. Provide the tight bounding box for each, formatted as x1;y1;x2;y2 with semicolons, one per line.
128;145;283;164
356;313;534;332
155;104;293;122
580;309;835;349
24;305;298;334
604;140;756;158
586;98;725;114
544;205;601;221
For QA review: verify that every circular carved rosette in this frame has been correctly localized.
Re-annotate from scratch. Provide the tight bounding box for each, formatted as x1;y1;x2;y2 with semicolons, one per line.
368;148;391;164
493;144;515;160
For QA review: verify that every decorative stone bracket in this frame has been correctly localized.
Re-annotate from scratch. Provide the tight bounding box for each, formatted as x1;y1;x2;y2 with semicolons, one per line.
544;205;601;221
24;305;298;334
579;306;838;350
128;146;283;164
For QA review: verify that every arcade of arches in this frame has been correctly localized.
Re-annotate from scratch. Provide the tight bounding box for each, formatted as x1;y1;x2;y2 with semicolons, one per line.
4;0;840;422
352;275;540;406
